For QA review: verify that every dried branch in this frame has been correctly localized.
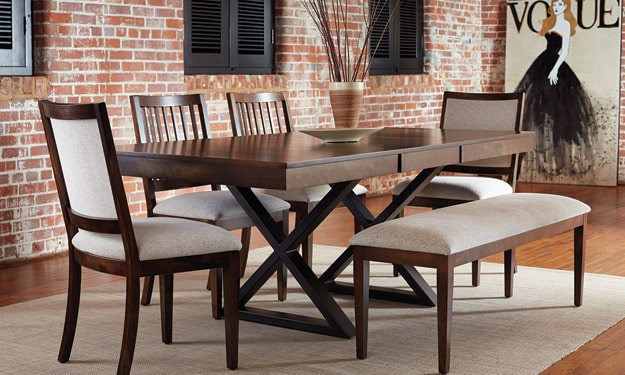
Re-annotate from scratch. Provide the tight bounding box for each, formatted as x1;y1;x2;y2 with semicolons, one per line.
302;0;400;82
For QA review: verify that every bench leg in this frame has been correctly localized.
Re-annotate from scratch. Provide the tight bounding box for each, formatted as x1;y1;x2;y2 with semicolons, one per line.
574;224;586;306
354;249;370;359
437;260;454;374
504;249;514;298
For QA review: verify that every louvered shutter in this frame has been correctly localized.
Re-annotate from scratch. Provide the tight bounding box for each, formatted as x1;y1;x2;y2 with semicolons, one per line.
0;0;33;76
369;0;423;75
184;0;274;75
397;0;423;73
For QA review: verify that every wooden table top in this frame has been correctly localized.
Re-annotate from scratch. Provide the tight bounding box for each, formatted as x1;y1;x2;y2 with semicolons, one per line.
116;127;534;190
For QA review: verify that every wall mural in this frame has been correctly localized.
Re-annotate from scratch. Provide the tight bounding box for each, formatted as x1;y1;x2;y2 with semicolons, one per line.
505;0;620;186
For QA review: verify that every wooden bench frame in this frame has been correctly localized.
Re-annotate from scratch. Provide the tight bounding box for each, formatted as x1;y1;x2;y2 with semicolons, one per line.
352;206;587;374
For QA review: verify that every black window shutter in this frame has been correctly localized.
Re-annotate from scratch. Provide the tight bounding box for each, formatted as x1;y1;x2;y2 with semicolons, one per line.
232;0;273;72
0;0;33;76
185;0;274;75
397;0;423;73
369;0;423;76
184;0;228;74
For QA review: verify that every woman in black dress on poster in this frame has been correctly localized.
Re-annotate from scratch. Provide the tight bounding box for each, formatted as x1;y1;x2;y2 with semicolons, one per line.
515;0;597;176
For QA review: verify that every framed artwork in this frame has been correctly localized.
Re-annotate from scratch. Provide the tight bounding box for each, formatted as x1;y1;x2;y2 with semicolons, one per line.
505;0;621;185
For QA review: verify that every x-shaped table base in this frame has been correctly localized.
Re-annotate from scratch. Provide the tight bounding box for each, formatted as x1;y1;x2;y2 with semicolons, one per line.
227;167;442;338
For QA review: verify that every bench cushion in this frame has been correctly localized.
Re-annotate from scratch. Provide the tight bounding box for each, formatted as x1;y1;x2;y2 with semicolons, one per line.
349;193;590;255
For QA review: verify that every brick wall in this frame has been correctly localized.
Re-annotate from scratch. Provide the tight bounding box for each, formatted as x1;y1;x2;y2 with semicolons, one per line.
0;0;621;264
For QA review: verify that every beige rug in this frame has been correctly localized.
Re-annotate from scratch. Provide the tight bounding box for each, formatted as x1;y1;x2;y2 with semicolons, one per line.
3;245;625;375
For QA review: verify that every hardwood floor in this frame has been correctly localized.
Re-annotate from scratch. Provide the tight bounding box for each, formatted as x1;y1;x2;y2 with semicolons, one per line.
2;182;624;373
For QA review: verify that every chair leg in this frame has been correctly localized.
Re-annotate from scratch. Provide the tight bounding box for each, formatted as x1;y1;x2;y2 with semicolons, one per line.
210;268;224;319
297;210;314;265
504;250;514;298
208;227;252;290
276;217;290;301
354;194;366;234
354;249;370;360
58;259;82;363
471;260;481;286
277;264;288;301
239;227;252;278
223;253;240;370
437;260;454;375
118;276;141;375
159;274;174;344
140;276;154;306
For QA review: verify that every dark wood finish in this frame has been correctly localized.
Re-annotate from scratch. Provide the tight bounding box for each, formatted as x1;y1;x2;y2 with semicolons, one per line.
227;91;294;135
353;206;586;374
38;100;240;374
116;127;534;338
226;90;367;265
129;93;289;308
5;184;625;373
116;128;534;189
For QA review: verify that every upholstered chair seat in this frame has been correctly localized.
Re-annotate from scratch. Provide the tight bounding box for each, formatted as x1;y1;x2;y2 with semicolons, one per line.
73;217;242;261
392;176;513;202
257;184;368;203
152;190;290;224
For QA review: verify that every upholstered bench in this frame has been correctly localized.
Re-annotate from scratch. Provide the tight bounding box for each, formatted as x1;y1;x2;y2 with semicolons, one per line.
349;193;590;374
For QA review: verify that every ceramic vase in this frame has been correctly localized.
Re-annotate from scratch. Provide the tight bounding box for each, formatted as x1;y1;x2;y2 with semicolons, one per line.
328;81;365;128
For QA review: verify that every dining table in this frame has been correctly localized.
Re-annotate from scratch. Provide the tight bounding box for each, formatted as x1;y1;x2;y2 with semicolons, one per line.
116;127;535;339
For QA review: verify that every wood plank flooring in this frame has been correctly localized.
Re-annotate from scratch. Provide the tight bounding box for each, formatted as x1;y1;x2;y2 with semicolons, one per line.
1;182;624;374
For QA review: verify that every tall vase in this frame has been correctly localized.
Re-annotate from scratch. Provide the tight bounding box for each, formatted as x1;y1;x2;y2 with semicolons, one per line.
329;81;365;129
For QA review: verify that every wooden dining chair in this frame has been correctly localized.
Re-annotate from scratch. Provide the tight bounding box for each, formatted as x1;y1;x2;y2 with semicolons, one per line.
39;99;241;374
130;94;291;310
391;91;525;285
226;91;368;265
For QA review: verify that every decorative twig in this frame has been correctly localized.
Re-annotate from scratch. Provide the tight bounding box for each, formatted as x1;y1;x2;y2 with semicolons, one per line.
302;0;401;82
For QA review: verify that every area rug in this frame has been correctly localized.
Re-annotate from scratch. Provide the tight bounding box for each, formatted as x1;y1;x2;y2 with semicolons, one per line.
2;245;625;375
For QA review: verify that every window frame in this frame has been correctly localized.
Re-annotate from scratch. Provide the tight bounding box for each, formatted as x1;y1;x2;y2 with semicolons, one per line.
184;0;275;75
369;0;424;76
0;0;33;76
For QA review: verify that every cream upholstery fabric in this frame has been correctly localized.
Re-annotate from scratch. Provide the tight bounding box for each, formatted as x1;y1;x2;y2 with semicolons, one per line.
256;184;368;203
51;118;117;219
153;190;290;222
72;217;242;261
443;97;520;169
350;193;590;255
392;176;513;201
443;97;520;131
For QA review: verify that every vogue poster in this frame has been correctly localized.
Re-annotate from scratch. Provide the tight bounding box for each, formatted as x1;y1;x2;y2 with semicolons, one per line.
505;0;620;185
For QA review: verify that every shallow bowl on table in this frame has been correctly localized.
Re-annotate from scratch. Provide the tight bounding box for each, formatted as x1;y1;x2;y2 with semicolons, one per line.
299;127;383;143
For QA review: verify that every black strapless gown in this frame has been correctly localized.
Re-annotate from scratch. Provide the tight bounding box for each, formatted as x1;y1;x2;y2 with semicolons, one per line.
515;32;597;175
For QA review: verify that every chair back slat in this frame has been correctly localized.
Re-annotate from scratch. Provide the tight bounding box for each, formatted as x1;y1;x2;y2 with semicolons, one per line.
227;91;293;136
130;94;211;143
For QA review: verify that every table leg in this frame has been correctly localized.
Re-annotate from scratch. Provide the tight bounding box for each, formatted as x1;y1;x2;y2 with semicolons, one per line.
227;181;359;338
320;167;443;306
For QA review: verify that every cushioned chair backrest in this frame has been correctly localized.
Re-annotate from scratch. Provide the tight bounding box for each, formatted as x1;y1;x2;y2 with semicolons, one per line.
39;100;136;261
41;101;121;220
52;116;117;219
441;91;524;172
227;91;293;136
